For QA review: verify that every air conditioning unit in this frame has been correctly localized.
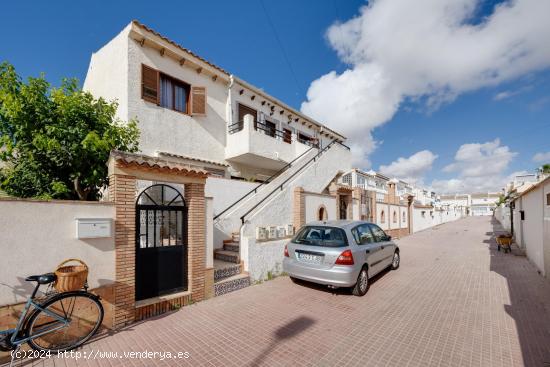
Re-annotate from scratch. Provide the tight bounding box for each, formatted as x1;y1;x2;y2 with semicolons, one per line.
277;226;286;238
256;227;267;241
267;226;277;239
286;224;294;236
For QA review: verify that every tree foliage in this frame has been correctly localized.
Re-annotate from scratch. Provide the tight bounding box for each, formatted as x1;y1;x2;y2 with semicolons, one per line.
0;62;139;200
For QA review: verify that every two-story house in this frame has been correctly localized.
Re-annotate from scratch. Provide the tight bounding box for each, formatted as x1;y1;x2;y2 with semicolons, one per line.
84;21;351;302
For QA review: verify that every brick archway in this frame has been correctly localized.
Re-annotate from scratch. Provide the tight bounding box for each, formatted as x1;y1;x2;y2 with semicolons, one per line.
108;151;208;328
317;204;328;221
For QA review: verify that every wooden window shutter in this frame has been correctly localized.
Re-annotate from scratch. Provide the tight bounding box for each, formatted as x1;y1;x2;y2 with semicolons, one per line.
142;64;159;104
237;103;257;122
190;86;207;115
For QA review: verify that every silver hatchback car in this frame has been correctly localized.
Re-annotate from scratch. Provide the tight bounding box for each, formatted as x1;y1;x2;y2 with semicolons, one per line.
283;220;400;296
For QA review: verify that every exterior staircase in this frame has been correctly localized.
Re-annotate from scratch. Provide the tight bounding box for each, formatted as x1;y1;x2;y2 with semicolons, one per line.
213;232;250;296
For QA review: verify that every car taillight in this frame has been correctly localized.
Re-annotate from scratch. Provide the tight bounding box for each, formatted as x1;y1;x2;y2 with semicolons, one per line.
335;249;354;265
284;244;289;257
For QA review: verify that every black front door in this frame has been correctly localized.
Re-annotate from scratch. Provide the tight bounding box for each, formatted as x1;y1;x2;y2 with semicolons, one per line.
135;184;187;301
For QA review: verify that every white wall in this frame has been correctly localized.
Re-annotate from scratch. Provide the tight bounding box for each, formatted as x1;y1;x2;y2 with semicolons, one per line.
83;24;130;122
304;193;336;223
205;176;258;216
127;40;229;163
246;238;287;281
0;199;115;305
522;186;545;275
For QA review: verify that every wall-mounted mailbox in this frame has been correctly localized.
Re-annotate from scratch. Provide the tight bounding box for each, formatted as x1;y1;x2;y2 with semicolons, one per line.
76;218;113;239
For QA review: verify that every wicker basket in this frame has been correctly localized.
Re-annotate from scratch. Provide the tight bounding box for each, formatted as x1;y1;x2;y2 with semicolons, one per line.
54;259;88;292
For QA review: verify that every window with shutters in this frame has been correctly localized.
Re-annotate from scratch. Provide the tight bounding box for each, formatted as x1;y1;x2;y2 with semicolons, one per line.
142;65;159;103
160;74;190;113
141;64;206;116
238;103;257;122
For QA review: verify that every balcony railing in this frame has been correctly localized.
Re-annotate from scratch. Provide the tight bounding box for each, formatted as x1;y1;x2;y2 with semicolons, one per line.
227;120;319;148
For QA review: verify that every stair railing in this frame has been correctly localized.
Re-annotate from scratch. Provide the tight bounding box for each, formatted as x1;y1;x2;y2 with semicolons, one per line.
239;140;349;224
214;145;315;220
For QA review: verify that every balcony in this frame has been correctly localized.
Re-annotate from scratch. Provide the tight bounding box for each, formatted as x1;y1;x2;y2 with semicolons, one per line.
225;115;317;170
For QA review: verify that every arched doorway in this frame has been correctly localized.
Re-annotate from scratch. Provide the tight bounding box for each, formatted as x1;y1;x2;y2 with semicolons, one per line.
135;184;187;301
339;196;348;220
318;205;328;221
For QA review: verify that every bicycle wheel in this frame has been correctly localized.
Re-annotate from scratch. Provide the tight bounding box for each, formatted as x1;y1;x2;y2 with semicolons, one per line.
26;291;104;352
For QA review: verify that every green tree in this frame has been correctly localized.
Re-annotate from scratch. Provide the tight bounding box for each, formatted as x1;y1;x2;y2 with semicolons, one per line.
0;62;139;200
542;164;550;174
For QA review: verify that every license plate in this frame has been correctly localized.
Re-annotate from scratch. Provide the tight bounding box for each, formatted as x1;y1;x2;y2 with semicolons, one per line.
298;253;323;264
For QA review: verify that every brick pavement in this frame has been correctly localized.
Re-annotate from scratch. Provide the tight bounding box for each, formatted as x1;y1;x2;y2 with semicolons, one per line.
8;216;550;367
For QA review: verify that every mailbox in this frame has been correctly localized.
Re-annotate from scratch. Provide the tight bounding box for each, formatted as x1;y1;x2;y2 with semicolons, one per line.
76;218;113;239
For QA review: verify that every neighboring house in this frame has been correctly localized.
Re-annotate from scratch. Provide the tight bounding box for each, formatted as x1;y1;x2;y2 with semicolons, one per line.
338;169;468;236
496;176;550;277
440;194;471;216
83;21;351;305
470;192;500;216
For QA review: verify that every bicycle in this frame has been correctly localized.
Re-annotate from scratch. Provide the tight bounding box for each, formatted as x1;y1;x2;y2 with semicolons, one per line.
0;272;104;360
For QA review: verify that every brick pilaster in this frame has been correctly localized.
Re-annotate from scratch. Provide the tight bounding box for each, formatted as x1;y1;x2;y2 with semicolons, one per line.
109;173;137;328
293;187;305;230
185;182;206;303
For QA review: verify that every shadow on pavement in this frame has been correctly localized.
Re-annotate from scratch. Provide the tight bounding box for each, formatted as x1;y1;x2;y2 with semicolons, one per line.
248;316;315;367
488;217;550;367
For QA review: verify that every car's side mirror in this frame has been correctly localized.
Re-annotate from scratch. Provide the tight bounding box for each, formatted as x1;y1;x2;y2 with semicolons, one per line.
385;235;392;241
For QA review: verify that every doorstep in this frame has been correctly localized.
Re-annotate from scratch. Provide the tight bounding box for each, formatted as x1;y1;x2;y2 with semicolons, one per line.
135;290;192;308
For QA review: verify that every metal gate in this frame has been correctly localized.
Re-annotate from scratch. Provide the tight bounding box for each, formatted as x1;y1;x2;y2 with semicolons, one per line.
135;184;187;301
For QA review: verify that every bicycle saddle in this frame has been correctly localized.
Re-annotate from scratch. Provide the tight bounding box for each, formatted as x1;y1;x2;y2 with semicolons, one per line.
25;273;57;284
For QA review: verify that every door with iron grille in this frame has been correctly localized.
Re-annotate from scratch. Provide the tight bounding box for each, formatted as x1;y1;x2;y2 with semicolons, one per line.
135;184;187;301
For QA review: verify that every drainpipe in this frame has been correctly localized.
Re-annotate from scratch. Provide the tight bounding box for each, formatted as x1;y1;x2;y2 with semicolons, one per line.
510;200;514;235
227;75;235;125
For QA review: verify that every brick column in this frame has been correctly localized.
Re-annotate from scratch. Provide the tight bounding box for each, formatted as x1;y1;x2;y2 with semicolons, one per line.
353;188;362;219
407;195;414;234
293;187;305;230
109;173;137;328
185;182;206;303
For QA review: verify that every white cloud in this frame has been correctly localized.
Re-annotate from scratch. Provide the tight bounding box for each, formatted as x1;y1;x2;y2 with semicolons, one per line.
301;0;550;165
431;139;516;193
533;151;550;162
379;150;438;184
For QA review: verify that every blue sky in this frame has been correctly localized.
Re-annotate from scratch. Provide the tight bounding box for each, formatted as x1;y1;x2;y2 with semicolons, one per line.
1;0;549;193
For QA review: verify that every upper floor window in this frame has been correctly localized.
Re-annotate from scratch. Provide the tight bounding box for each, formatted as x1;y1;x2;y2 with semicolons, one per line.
141;64;206;115
160;74;190;113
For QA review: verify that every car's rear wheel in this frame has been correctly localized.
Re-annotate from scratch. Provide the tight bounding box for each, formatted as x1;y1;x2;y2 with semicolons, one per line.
352;267;369;296
391;251;400;270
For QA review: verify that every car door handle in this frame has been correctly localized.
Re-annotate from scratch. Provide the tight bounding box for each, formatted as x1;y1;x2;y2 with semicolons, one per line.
365;249;370;254
381;245;385;250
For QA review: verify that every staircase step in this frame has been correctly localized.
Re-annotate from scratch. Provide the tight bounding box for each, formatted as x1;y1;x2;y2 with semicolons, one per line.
214;273;250;297
223;243;239;252
214;263;242;281
214;250;240;264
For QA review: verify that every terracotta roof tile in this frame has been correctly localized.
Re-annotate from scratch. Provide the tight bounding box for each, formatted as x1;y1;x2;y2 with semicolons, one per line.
132;20;229;76
156;151;228;167
110;150;209;177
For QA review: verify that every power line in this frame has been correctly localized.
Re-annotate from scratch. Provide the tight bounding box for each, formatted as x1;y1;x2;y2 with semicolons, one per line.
259;0;303;93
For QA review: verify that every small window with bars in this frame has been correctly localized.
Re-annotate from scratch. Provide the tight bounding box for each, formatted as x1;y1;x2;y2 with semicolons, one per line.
342;173;352;186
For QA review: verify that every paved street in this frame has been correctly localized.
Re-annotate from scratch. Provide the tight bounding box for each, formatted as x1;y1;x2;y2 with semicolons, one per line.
14;216;550;366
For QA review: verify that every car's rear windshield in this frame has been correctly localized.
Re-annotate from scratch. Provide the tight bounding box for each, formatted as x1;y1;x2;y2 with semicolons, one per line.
291;226;348;247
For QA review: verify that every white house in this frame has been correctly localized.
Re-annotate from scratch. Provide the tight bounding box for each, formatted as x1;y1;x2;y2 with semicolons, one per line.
470;192;500;216
83;21;351;292
495;176;550;277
